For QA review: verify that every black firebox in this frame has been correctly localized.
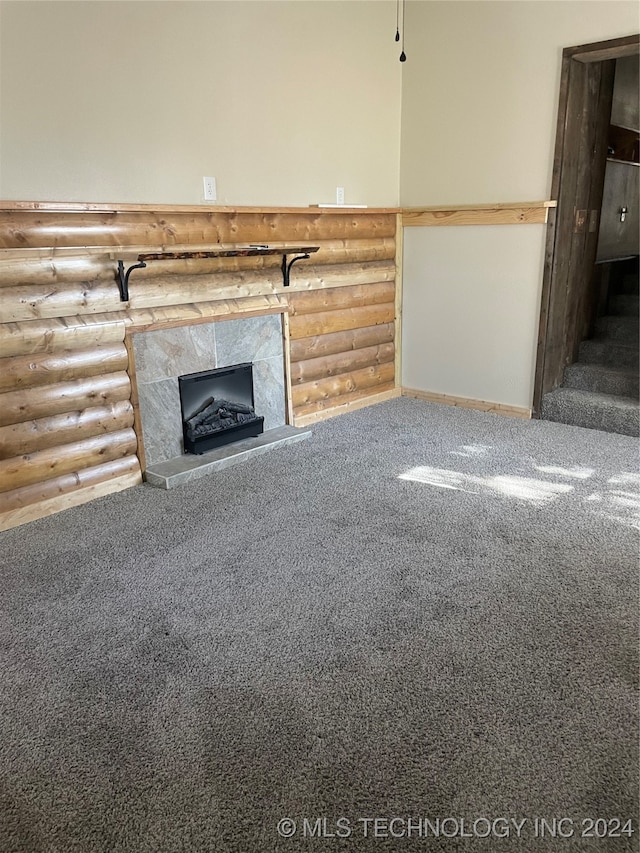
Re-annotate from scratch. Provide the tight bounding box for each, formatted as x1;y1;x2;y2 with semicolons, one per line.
178;362;264;454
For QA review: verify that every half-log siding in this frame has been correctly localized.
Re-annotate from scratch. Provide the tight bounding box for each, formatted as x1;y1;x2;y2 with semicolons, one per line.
0;204;400;530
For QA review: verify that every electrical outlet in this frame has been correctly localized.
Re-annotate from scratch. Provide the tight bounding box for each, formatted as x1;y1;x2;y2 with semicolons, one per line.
203;176;217;202
336;186;345;206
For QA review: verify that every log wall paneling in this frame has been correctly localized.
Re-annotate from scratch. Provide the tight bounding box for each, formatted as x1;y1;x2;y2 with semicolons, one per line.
290;342;396;385
0;204;399;529
289;323;396;363
0;261;396;323
0;319;126;358
0;401;134;459
0;343;128;393
287;281;395;315
124;295;285;332
0;372;132;428
0;458;142;531
291;362;396;408
0;456;142;515
0;281;124;323
0;429;138;493
0;299;140;527
289;304;396;340
0;210;397;250
293;385;398;420
287;272;398;425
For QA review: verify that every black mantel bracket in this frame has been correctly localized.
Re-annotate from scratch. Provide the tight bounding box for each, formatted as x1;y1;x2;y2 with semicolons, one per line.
117;260;147;302
116;246;320;302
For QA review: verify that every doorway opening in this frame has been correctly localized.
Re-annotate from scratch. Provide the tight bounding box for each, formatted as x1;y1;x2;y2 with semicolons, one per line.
533;34;639;429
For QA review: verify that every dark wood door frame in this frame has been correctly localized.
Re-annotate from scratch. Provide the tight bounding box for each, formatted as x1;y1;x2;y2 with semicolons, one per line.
533;33;640;416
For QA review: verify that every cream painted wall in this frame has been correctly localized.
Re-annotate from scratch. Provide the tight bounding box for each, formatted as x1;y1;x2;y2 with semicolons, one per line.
402;225;547;408
0;1;401;206
400;1;639;409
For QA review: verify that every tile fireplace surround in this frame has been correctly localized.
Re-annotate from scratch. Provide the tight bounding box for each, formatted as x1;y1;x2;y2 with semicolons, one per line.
131;313;289;474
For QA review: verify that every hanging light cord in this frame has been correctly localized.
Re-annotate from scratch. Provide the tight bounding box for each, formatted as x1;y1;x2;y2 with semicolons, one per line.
398;0;406;62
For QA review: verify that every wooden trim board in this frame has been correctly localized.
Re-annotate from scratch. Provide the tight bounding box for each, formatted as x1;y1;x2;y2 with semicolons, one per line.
124;333;146;473
0;200;400;215
281;312;295;426
403;201;556;227
394;212;403;388
402;388;531;419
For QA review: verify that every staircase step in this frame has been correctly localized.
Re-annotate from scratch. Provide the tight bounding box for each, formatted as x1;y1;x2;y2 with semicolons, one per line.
579;339;639;369
610;293;639;316
563;363;640;399
620;272;640;294
594;315;639;344
541;388;639;436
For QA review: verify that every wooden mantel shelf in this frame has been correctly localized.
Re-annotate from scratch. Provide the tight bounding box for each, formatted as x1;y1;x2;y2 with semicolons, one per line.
135;247;318;261
117;245;320;301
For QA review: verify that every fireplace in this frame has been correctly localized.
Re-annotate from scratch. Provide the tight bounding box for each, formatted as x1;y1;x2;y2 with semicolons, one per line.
130;315;310;489
131;314;287;468
179;362;264;454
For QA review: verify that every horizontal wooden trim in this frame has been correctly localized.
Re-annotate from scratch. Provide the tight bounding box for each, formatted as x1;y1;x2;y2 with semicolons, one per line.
402;201;557;227
293;387;401;427
402;387;532;419
0;201;400;214
0;464;141;531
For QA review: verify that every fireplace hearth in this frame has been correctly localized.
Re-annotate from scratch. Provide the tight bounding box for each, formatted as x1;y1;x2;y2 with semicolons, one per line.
179;362;264;454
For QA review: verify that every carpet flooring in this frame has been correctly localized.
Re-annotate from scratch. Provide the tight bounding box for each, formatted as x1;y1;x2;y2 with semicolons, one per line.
1;397;638;852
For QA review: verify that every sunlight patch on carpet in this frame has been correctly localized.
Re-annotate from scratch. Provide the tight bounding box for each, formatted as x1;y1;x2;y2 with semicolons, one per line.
534;464;595;480
449;444;492;459
398;466;574;505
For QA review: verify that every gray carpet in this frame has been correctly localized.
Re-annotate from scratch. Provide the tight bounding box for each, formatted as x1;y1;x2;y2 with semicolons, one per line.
1;397;638;852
